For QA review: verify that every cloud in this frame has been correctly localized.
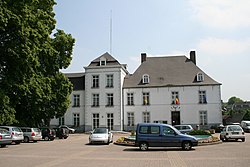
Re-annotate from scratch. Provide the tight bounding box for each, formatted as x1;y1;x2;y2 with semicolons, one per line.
189;0;250;30
197;37;250;56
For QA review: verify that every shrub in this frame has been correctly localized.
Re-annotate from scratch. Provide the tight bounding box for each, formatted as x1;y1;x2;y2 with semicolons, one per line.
189;130;211;136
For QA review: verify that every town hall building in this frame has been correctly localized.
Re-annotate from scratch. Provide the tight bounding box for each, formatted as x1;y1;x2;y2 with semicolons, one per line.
50;51;222;132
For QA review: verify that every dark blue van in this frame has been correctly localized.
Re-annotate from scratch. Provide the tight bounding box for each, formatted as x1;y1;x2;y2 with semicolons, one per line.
135;123;198;151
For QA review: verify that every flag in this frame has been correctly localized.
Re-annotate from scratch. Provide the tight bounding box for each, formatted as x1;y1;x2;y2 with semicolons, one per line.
175;98;179;104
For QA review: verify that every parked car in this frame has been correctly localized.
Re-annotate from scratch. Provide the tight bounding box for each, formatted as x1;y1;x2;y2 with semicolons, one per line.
135;123;198;151
39;127;56;141
89;127;113;144
20;127;42;143
0;126;24;144
174;125;194;134
0;128;12;148
54;127;69;139
240;120;250;132
59;125;75;134
220;125;245;142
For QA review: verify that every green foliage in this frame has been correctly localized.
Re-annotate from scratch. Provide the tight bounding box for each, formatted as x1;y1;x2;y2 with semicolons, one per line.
189;130;211;136
243;109;250;120
0;0;75;126
228;96;243;105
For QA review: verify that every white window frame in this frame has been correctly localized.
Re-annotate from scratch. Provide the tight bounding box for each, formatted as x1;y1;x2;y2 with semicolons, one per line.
73;94;80;107
171;91;180;105
127;93;134;106
106;93;114;107
199;90;207;104
106;74;114;88
107;113;114;131
92;93;99;107
92;75;99;88
73;113;80;127
142;92;150;105
127;112;135;126
197;73;204;82
143;112;150;123
142;74;150;84
199;111;207;125
92;113;99;129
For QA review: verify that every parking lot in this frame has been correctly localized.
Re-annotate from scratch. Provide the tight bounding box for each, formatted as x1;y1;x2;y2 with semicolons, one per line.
0;133;250;167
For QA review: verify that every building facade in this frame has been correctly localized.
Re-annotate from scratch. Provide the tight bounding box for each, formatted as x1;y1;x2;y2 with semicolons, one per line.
50;51;222;132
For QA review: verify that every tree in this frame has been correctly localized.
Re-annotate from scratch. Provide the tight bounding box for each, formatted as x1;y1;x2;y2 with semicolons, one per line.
228;96;243;105
0;0;75;126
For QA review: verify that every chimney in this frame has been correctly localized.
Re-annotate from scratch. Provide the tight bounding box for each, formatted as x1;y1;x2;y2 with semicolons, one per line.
190;51;196;65
141;53;147;63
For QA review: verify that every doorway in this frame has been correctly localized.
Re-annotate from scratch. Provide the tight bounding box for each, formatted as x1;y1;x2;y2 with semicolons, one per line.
171;111;180;125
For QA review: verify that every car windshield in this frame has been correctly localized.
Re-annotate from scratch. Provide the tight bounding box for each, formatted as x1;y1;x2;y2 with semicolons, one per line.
0;129;9;134
93;128;108;134
34;128;41;132
228;125;242;131
13;127;22;132
246;123;250;126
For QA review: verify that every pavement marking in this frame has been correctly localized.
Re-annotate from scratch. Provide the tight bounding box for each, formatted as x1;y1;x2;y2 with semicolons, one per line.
167;152;187;167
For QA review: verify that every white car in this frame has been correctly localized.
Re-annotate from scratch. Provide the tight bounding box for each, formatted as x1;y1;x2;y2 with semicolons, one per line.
59;125;75;134
220;125;245;142
89;128;113;145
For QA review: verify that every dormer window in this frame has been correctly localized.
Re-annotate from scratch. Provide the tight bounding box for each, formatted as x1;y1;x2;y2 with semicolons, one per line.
197;72;204;82
100;60;106;66
142;74;150;84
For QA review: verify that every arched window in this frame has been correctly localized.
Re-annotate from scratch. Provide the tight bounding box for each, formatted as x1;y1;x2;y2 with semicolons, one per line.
197;72;204;82
142;74;150;84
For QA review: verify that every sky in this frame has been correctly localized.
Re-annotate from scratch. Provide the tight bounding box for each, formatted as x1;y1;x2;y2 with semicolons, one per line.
54;0;250;102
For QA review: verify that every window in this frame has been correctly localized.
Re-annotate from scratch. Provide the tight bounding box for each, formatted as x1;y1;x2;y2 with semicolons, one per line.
106;93;114;107
197;73;204;82
163;126;175;135
106;74;113;88
127;93;134;105
100;60;106;66
73;94;80;107
92;94;99;107
127;112;134;126
139;126;160;134
143;92;150;105
93;113;99;129
143;112;150;123
142;74;150;84
107;113;114;130
171;91;180;105
92;75;99;88
199;91;207;104
73;113;80;127
59;117;65;126
199;111;207;125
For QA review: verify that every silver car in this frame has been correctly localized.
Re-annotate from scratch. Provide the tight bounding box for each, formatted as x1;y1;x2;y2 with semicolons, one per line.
220;125;245;142
20;127;42;143
174;125;194;134
89;128;113;144
0;128;12;148
0;126;24;144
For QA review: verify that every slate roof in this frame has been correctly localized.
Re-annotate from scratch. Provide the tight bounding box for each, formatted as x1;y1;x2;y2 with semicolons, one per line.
64;73;85;90
88;52;121;67
123;55;221;88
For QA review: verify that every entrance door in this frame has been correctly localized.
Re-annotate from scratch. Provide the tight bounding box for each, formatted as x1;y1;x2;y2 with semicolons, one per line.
171;111;180;125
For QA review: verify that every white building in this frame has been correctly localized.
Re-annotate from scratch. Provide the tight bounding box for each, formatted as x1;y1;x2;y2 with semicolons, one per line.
50;51;222;132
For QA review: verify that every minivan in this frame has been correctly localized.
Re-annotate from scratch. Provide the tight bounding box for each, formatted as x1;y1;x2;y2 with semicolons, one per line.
135;123;198;151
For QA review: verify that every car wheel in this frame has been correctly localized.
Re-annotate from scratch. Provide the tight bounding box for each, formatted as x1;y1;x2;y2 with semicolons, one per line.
1;144;6;148
44;136;49;141
182;141;192;150
242;138;245;142
139;142;148;151
24;136;29;143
